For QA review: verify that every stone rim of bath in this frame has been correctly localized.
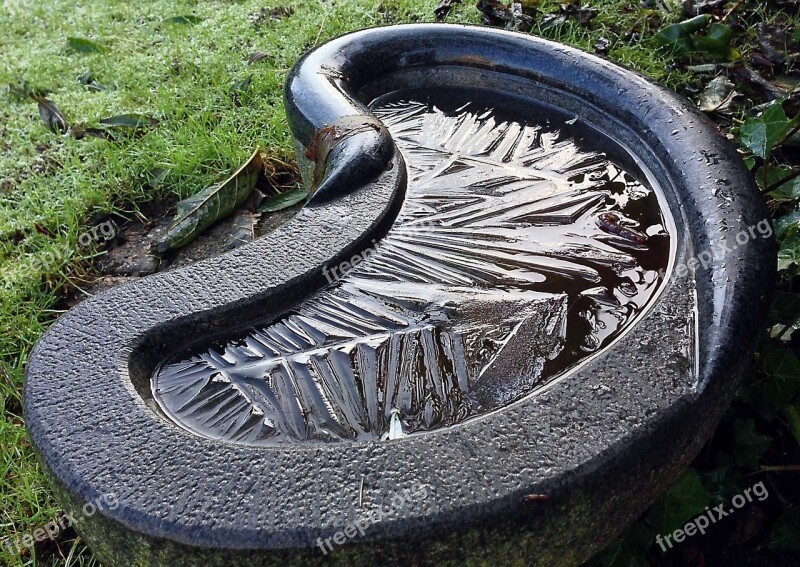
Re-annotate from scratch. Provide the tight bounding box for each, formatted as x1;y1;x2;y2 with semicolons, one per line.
24;23;774;565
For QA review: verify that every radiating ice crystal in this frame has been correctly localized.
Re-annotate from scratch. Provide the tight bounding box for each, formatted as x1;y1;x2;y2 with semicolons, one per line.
152;94;672;446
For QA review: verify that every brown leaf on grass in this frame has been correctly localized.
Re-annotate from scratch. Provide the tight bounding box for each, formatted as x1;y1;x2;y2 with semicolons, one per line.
72;126;115;141
509;2;536;30
268;6;295;20
223;209;257;251
249;6;295;26
247;51;271;64
33;97;68;134
153;149;263;253
32;96;156;139
434;0;461;20
34;223;55;237
750;52;776;73
682;0;727;18
594;37;611;54
477;0;535;31
476;0;512;26
730;65;787;103
521;493;550;503
568;4;597;26
758;23;798;66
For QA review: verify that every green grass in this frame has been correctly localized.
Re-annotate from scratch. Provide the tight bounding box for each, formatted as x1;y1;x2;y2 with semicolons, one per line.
0;1;697;565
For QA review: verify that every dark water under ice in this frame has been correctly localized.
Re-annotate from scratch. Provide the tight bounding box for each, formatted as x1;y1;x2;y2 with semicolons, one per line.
151;89;673;446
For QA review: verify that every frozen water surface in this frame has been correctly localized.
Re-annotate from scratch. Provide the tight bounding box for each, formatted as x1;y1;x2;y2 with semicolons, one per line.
152;90;673;445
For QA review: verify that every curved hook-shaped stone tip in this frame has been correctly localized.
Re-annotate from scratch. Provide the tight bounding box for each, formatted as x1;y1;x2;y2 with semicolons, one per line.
303;115;395;205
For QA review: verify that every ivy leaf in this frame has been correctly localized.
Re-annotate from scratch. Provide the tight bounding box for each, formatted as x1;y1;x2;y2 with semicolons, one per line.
733;419;772;469
647;468;711;535
654;17;738;60
67;37;105;53
762;348;800;407
740;102;792;159
701;454;744;502
784;403;800;445
589;524;653;567
258;188;309;212
738;381;778;422
153;149;263;253
692;24;740;61
707;22;734;44
33;96;68;134
759;164;800;201
768;291;800;326
768;508;800;551
654;15;710;54
775;212;800;240
778;231;800;272
654;14;711;46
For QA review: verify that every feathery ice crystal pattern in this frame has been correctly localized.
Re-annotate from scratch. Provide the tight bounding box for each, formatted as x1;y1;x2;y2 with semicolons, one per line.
152;98;671;446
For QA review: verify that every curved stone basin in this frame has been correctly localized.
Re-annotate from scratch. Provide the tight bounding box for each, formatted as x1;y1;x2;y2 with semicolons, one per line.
24;24;774;567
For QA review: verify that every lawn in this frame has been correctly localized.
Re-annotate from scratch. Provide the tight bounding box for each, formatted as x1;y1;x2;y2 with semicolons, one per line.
1;0;799;565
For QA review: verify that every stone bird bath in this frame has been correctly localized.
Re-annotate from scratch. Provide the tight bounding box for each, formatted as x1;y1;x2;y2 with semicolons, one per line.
24;23;774;566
